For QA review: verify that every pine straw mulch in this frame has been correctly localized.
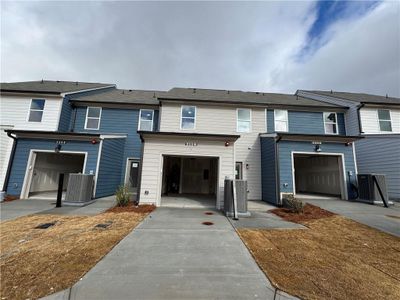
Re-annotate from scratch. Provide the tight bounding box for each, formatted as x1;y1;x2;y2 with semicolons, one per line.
0;206;153;300
238;210;400;300
106;203;156;214
269;203;336;224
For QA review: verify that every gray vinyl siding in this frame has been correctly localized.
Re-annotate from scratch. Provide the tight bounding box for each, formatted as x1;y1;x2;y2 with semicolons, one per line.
266;109;346;135
277;140;357;199
260;137;278;204
355;136;400;200
96;138;126;198
297;91;359;135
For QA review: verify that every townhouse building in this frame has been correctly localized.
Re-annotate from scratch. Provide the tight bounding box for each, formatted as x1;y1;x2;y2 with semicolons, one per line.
298;90;400;200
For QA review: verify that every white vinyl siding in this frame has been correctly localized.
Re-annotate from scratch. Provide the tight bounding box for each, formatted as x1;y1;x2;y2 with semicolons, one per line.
84;107;102;130
180;105;196;130
138;109;154;131
28;99;45;122
360;108;400;134
237;108;251;132
274;109;288;132
323;112;338;134
377;109;392;132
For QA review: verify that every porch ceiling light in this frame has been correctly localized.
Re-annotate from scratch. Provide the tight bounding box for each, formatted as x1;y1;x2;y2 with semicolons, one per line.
225;141;230;147
314;144;321;152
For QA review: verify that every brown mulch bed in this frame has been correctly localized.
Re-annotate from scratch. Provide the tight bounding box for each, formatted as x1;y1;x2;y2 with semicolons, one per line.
238;213;400;300
270;203;335;224
0;208;153;300
3;195;19;202
106;203;156;214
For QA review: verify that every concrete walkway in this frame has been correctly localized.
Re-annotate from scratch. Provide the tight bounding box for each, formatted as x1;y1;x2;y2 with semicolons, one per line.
45;208;296;300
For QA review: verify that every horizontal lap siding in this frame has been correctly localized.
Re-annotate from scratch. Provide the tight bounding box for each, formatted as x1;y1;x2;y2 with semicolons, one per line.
260;137;277;204
360;108;400;134
96;138;126;198
355;137;400;200
278;141;356;199
6;139;99;196
140;137;234;208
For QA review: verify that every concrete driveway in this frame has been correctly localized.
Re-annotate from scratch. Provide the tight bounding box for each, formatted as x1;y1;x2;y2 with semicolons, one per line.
46;208;296;300
306;198;400;237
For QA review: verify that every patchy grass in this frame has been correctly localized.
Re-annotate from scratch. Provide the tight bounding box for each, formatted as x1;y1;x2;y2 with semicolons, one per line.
238;214;400;300
0;208;152;300
270;203;335;224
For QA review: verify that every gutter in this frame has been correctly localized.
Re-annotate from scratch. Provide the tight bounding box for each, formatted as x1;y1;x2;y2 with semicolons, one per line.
356;103;365;134
2;132;18;192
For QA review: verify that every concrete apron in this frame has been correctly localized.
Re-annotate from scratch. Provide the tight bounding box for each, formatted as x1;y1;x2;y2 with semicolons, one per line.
51;207;296;300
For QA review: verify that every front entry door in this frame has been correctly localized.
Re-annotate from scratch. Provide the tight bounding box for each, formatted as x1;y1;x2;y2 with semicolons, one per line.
126;159;140;197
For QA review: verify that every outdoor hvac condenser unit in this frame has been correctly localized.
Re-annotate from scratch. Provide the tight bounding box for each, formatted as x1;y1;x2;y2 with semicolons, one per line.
64;174;95;206
224;179;250;217
357;174;389;206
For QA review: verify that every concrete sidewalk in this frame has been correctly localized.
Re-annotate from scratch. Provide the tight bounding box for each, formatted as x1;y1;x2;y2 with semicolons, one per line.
44;208;297;300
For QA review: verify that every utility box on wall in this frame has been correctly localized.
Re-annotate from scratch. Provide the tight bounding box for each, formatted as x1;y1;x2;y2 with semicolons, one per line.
64;174;95;206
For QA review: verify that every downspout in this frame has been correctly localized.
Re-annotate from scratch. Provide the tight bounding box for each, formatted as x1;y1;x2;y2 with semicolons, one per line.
275;135;282;206
356;103;365;134
2;132;18;192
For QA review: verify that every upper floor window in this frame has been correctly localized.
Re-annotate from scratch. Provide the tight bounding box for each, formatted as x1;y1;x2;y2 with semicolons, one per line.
139;109;154;131
85;107;102;130
274;109;288;132
28;99;45;122
323;112;338;134
377;109;392;132
237;108;251;132
181;105;196;130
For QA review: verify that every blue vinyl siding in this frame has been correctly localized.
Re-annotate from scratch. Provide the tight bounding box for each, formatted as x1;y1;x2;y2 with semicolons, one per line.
266;109;345;135
277;140;356;199
96;138;126;198
6;139;99;196
260;137;278;204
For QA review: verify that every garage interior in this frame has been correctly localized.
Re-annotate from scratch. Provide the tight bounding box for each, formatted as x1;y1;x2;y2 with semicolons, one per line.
294;154;343;198
28;152;85;199
161;156;218;207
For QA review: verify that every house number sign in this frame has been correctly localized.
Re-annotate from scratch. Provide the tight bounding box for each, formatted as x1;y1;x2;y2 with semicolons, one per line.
56;140;67;144
185;142;198;146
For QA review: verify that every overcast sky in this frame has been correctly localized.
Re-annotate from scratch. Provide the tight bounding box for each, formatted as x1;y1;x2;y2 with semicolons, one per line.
1;0;399;96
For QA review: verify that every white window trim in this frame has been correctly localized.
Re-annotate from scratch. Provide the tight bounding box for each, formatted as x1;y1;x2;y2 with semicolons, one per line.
274;109;288;132
236;108;252;133
180;105;196;130
376;109;392;133
84;107;102;130
138;109;154;131
323;112;339;135
27;98;45;122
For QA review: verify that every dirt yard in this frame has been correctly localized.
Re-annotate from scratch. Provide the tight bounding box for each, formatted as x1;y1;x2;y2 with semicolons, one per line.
0;205;155;300
238;209;400;300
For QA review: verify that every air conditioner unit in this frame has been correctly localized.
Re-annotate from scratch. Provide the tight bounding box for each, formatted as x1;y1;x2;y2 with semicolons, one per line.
357;174;389;206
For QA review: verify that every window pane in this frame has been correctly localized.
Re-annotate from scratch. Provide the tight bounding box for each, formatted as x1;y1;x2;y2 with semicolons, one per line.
324;112;336;123
140;120;152;131
141;110;153;121
182;106;195;118
28;110;43;122
379;120;392;132
325;123;337;134
378;110;390;120
31;99;45;110
275;110;287;121
86;118;99;129
238;109;250;121
181;117;195;129
275;120;288;132
237;120;250;132
87;107;101;118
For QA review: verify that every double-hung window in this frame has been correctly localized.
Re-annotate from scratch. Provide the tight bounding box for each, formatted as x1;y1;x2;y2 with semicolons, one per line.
377;109;392;132
28;99;45;122
181;105;196;130
85;107;102;130
237;108;251;132
139;109;154;131
323;112;338;134
274;109;288;132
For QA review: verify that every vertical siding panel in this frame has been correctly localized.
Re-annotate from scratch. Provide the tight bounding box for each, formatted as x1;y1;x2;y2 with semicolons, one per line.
260;137;277;204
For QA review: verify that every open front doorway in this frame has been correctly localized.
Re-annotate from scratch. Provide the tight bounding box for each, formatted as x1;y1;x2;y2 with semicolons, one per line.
125;158;140;200
293;153;346;199
161;156;218;208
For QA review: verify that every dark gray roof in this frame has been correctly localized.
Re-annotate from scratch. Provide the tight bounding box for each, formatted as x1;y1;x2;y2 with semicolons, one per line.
70;88;165;105
0;80;114;94
160;88;343;108
303;90;400;105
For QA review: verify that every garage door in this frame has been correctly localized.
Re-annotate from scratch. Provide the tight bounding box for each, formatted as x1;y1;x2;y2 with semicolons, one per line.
294;155;342;197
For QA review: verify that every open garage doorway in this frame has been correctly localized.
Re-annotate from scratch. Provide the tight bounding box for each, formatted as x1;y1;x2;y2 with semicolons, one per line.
161;155;218;208
293;153;346;199
24;152;86;200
